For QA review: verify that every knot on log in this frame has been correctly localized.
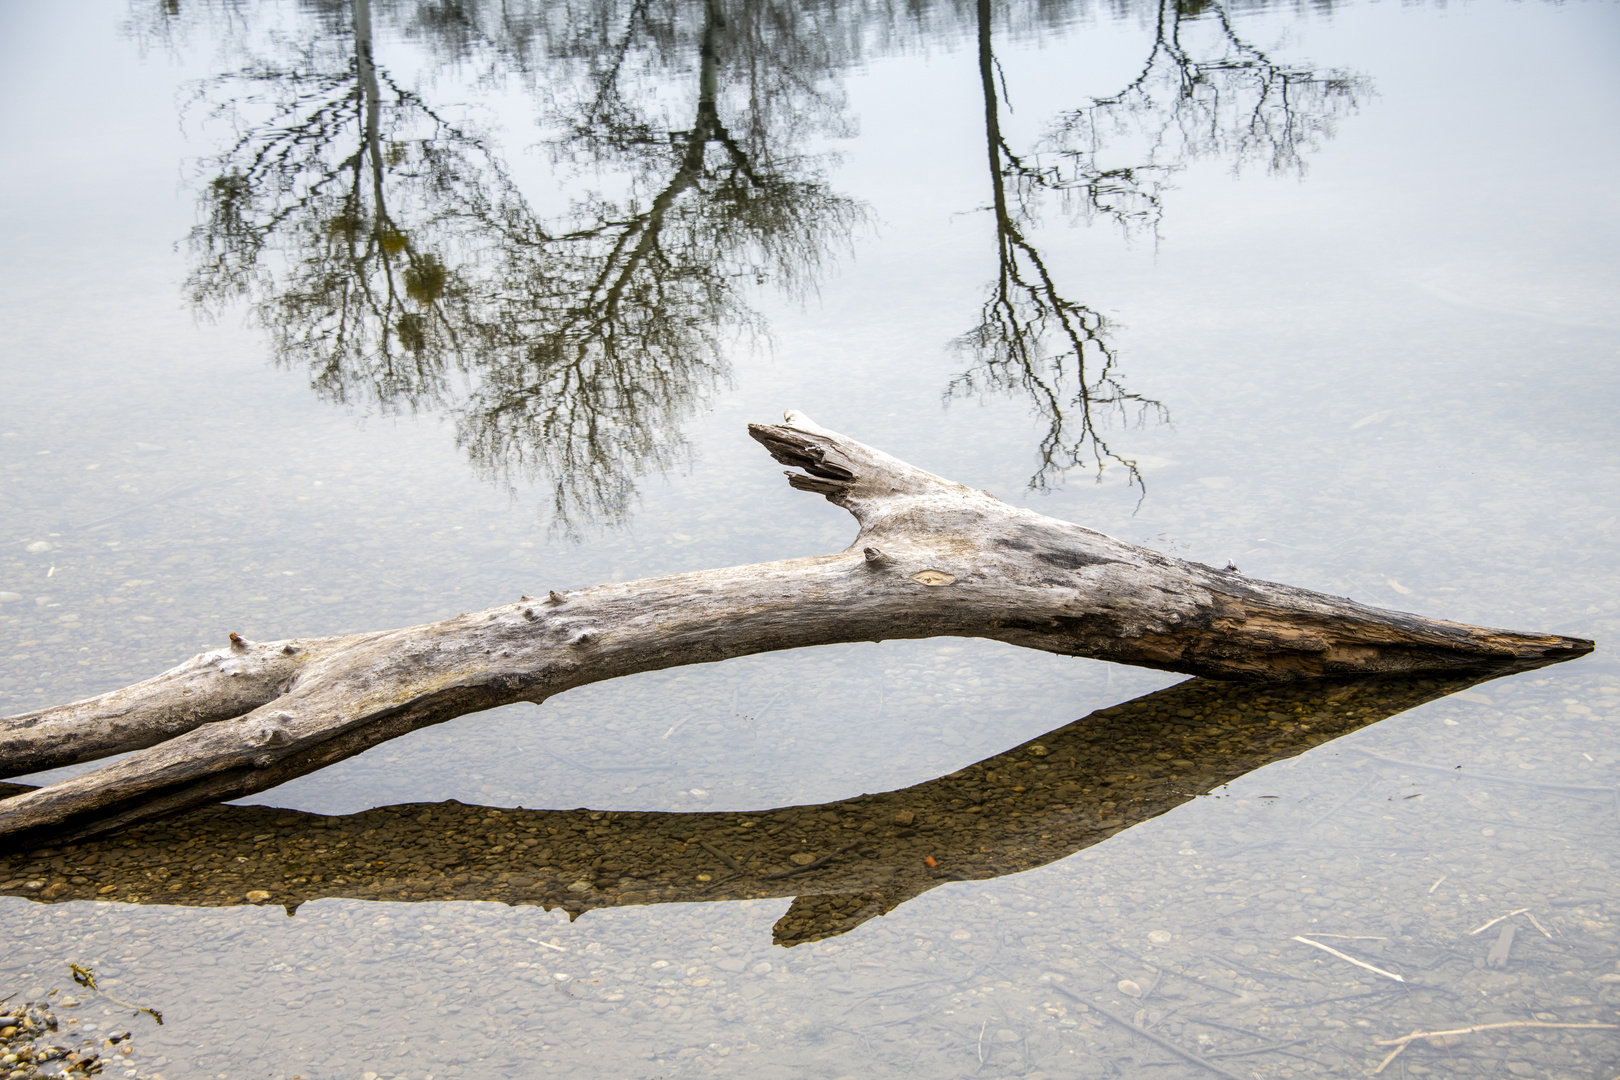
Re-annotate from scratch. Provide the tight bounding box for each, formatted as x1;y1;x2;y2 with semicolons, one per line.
256;719;294;748
863;546;894;567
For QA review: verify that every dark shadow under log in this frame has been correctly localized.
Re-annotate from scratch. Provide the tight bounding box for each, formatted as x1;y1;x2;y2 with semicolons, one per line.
0;661;1582;944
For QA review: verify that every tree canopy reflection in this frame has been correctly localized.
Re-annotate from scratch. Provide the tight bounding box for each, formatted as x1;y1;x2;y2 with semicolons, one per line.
168;0;1367;524
183;0;865;529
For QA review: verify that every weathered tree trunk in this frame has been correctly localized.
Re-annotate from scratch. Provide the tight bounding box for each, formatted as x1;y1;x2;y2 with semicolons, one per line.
0;412;1592;850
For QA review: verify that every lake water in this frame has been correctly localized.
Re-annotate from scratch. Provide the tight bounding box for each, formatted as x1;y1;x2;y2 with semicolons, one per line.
1;0;1617;1077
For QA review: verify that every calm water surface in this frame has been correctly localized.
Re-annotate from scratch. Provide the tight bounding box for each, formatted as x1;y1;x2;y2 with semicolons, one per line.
1;0;1617;1077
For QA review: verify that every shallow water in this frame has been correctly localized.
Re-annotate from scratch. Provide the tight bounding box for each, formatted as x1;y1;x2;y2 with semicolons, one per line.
2;0;1617;1077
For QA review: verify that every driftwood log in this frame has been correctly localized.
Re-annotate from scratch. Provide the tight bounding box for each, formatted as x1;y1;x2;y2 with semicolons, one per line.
0;412;1592;850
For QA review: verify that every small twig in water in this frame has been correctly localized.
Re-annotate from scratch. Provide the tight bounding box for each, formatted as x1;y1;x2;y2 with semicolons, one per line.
1428;874;1446;894
699;839;746;873
1469;908;1530;935
762;843;859;879
1374;1021;1618;1046
1048;986;1247;1080
1141;966;1163;1001
77;474;239;532
1371;1030;1420;1075
1145;1037;1310;1065
1347;748;1619;796
1202;1037;1310;1061
1303;774;1378;831
69;964;162;1026
1291;936;1404;982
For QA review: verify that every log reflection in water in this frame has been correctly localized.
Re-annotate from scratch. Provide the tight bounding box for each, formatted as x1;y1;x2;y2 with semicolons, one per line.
0;667;1539;946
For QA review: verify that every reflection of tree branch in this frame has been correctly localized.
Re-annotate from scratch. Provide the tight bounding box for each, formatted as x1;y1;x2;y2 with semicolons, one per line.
951;0;1167;494
456;0;865;528
1046;0;1370;237
951;0;1367;494
187;18;490;417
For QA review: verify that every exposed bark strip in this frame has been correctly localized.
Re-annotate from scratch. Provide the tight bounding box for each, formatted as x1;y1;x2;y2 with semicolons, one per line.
0;412;1592;850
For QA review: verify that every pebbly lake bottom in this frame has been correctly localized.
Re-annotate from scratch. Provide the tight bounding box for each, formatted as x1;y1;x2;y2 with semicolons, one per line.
1;664;1616;1080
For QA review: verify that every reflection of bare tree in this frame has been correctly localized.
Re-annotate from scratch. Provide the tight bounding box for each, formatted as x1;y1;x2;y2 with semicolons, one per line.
462;0;865;524
170;0;1365;513
947;0;1161;493
949;0;1166;493
951;0;1367;492
1048;0;1370;234
187;0;488;414
183;0;864;530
